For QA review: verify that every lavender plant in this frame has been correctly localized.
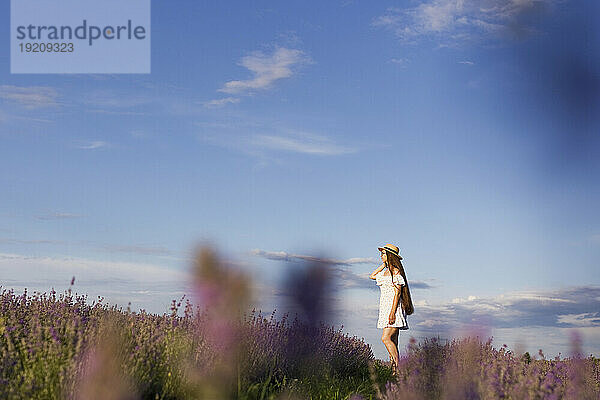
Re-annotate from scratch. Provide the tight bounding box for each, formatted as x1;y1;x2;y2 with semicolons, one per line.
1;247;598;399
0;246;376;400
382;335;600;400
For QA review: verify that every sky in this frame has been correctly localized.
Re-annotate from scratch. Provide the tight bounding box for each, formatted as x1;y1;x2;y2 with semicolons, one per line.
1;0;599;360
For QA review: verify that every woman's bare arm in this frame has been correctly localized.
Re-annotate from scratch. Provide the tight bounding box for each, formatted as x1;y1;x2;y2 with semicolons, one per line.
389;286;401;323
369;263;385;279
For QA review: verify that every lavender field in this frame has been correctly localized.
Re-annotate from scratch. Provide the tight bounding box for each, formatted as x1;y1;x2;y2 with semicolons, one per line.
1;248;599;399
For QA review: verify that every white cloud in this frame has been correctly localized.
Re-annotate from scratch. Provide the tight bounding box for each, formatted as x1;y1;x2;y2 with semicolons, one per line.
502;292;576;304
218;47;311;95
203;97;241;108
372;0;553;46
76;141;109;150
415;286;600;334
35;212;83;220
417;319;446;328
418;0;461;32
458;60;475;65
252;133;356;156
451;295;478;303
389;58;408;66
0;85;60;109
557;313;600;327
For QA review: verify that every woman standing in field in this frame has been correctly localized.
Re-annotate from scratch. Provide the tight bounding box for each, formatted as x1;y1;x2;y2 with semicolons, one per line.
370;244;412;373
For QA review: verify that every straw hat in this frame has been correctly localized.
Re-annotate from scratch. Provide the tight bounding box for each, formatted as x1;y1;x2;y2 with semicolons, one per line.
378;243;403;260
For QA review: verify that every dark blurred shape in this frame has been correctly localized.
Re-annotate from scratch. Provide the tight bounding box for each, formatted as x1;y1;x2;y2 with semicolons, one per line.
514;1;600;170
279;256;346;385
283;258;334;327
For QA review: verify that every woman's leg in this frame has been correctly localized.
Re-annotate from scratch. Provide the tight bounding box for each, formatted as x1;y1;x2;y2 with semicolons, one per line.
381;327;399;367
391;329;399;351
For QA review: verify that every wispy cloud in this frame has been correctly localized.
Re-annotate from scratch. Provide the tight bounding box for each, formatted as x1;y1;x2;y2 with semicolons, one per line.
250;249;376;266
250;248;435;291
410;280;436;289
203;97;241;108
251;133;356;156
35;212;84;221
389;58;409;66
86;109;150;116
556;313;600;327
0;110;55;124
76;141;109;150
458;60;475;65
82;90;155;108
334;269;434;291
199;120;358;160
218;46;311;95
372;0;553;46
0;238;66;245
101;244;173;256
0;85;60;109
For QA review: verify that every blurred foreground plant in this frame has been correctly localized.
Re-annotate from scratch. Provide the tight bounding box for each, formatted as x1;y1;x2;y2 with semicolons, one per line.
185;245;252;399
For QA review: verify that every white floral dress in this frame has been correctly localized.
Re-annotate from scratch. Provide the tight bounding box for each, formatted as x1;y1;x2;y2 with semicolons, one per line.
375;270;409;329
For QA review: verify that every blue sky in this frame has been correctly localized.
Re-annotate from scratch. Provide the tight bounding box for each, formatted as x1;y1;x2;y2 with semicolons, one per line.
1;0;599;359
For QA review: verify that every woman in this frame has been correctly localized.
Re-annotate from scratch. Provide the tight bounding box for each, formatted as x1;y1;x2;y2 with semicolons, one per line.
369;243;409;373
